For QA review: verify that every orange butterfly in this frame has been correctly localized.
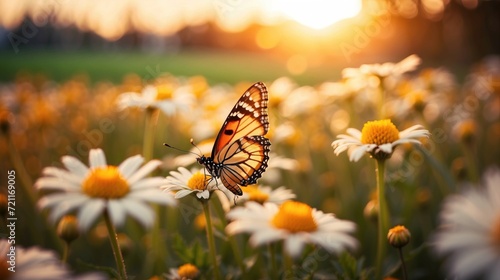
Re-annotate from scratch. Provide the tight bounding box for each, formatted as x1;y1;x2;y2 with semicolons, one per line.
197;82;271;196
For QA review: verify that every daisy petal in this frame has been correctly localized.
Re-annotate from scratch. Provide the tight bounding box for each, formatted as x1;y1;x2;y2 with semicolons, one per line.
284;234;306;258
78;199;106;231
108;200;126;228
128;189;177;206
118;155;144;179
89;149;107;168
61;156;89;177
127;160;162;184
132;177;166;190
123;199;155;228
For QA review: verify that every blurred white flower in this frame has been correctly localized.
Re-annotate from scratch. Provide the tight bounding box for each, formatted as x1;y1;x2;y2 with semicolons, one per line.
0;239;106;279
0;239;70;279
226;201;357;258
239;184;296;204
36;149;176;231
342;54;421;80
433;167;500;280
117;85;193;116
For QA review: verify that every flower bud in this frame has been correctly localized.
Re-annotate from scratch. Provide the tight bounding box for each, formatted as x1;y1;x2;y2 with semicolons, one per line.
387;225;411;248
57;215;80;244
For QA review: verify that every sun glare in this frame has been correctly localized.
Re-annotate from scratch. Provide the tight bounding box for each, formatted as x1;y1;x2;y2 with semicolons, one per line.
272;0;362;29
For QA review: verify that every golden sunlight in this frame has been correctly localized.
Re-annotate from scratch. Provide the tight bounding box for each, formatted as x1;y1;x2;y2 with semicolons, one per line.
271;0;362;29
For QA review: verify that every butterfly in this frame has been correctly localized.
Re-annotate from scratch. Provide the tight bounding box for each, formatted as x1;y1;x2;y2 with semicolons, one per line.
196;82;271;196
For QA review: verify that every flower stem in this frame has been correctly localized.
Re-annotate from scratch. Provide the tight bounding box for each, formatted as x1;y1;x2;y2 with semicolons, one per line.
283;247;294;278
61;242;70;263
268;243;278;279
202;200;222;280
375;159;389;279
212;193;246;274
142;108;168;275
143;108;159;162
398;247;408;280
103;210;128;280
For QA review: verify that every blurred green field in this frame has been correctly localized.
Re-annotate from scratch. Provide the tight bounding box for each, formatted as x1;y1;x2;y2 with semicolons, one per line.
0;49;343;85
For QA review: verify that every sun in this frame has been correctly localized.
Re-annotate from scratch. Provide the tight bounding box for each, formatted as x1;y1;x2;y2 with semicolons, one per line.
272;0;362;30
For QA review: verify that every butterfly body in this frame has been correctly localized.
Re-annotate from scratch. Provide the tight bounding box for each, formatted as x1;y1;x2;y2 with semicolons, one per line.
197;82;271;196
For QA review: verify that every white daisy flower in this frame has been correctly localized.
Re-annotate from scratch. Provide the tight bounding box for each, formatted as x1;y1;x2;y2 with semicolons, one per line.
166;263;200;280
226;201;358;258
117;84;193;116
0;239;70;279
0;239;106;279
162;167;218;200
332;119;430;162
36;149;177;231
239;184;296;205
342;54;421;80
433;167;500;280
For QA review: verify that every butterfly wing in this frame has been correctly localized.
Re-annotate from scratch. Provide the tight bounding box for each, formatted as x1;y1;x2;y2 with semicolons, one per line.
211;82;269;158
216;136;271;196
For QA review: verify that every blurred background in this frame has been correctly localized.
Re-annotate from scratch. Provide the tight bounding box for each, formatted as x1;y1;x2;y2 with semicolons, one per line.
1;0;499;84
1;0;500;279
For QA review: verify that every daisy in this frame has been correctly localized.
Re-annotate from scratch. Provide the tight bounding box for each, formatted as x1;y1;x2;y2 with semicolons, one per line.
36;148;177;231
433;167;500;280
117;84;193;116
239;184;296;205
162;167;218;200
332;119;430;162
166;263;200;280
0;239;106;279
226;201;358;258
0;239;70;279
342;54;421;81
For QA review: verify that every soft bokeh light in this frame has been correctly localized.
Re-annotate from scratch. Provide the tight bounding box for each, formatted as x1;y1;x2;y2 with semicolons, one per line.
0;0;362;40
269;0;362;29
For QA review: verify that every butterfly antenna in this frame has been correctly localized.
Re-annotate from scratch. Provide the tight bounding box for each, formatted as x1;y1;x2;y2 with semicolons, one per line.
163;143;199;156
189;138;203;156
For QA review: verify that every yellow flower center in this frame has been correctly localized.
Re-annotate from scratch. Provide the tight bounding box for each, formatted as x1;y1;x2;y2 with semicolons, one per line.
243;185;269;204
178;263;200;279
155;84;174;100
82;166;130;199
271;201;317;233
361;119;400;145
490;215;500;250
187;172;207;191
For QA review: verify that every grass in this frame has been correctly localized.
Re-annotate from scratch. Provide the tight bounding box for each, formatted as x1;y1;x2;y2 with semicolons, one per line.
0;49;343;85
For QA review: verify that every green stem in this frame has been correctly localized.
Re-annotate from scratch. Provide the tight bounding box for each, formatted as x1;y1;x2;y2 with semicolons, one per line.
202;200;222;280
142;108;168;275
6;132;35;206
462;142;479;183
283;247;293;278
103;210;128;280
5;131;62;252
143;108;159;162
62;242;70;263
268;243;278;280
378;78;386;119
375;159;389;279
398;247;408;280
212;193;246;274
